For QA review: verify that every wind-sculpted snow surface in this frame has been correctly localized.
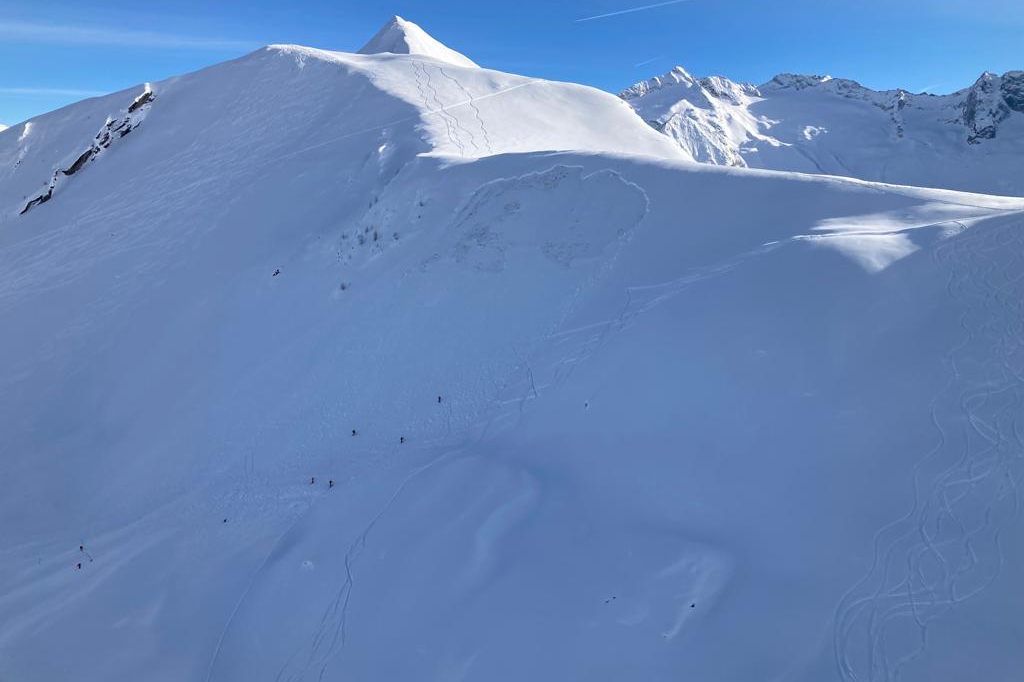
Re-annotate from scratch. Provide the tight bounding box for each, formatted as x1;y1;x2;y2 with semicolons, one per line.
2;20;1024;682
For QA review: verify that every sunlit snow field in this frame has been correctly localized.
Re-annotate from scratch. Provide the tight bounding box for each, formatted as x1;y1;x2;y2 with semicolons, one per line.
2;17;1023;682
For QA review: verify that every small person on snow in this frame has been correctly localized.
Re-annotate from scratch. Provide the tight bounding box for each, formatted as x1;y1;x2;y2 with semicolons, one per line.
437;395;443;404
400;436;405;444
351;429;358;437
310;476;316;485
76;563;82;570
272;269;281;277
329;480;335;488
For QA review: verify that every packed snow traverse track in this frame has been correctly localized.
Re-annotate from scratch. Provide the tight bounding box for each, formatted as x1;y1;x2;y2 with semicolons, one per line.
1;15;1023;682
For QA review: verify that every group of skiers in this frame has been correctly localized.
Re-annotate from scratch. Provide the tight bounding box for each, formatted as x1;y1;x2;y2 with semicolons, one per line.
76;396;450;570
74;544;93;570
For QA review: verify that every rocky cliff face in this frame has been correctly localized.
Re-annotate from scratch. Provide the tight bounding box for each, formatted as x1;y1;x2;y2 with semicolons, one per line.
961;70;1024;143
1002;71;1024;111
962;72;1006;142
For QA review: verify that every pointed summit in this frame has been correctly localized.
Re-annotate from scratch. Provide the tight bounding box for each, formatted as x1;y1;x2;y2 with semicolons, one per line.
358;16;478;69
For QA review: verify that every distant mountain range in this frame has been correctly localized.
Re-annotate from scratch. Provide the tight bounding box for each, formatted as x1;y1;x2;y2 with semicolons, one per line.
622;66;1024;195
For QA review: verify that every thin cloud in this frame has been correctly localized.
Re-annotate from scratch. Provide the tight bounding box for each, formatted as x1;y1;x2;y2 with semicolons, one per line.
0;87;109;97
576;0;692;22
0;20;258;51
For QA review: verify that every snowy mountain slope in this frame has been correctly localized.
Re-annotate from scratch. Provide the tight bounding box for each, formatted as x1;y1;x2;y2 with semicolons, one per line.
0;39;685;223
0;124;8;132
623;67;1024;196
3;18;1024;682
358;15;479;68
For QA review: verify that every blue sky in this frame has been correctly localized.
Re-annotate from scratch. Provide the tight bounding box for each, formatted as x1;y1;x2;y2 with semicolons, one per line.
1;0;1022;125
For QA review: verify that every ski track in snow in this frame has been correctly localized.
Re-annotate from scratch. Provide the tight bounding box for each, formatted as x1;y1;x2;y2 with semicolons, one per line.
271;446;480;682
261;165;653;680
412;60;467;157
424;64;479;155
265;75;541;167
538;238;788;399
832;216;1024;682
204;502;314;682
488;210;1024;682
454;166;652;430
437;66;493;155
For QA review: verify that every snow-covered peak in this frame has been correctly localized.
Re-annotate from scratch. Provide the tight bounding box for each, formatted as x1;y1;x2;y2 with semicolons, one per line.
617;66;764;166
619;66;700;99
620;66;757;103
358;15;478;68
762;73;834;91
762;74;907;109
0;124;8;132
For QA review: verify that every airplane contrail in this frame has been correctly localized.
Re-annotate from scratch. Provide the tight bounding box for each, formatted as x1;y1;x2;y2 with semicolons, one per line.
634;55;665;67
576;0;692;23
